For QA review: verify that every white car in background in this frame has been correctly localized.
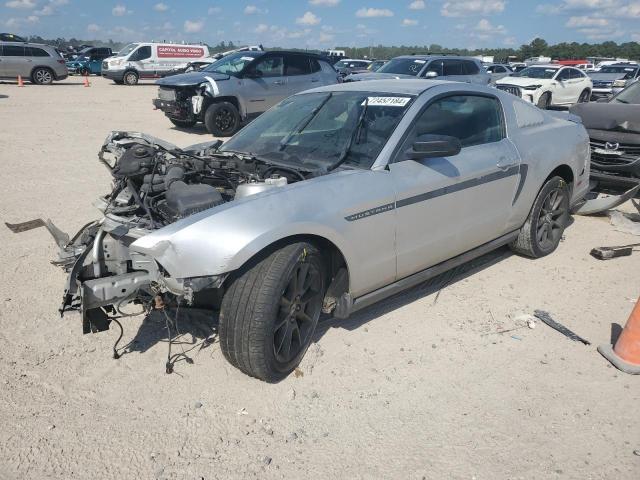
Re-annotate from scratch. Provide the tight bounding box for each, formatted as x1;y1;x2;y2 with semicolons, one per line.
495;65;592;109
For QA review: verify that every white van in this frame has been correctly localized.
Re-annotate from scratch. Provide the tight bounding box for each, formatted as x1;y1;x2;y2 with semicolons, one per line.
102;42;210;85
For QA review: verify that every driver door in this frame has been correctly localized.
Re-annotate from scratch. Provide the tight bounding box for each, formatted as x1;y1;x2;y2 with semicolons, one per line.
129;45;152;77
241;55;288;116
388;94;521;279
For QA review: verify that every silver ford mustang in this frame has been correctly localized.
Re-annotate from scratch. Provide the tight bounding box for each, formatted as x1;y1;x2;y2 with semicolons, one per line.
50;80;591;382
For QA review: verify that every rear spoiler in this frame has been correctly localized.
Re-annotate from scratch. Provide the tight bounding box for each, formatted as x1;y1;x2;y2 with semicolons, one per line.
546;110;583;124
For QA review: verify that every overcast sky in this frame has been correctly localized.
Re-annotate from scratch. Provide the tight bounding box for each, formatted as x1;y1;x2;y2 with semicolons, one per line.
2;0;640;48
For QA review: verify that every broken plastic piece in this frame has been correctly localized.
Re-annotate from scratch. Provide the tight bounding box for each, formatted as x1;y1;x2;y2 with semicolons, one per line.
534;310;591;345
575;184;640;216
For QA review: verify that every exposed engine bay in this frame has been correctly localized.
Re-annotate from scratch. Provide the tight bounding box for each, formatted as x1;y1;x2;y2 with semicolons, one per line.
53;131;314;336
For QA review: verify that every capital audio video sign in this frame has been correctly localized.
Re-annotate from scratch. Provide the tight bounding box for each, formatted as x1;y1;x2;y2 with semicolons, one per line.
157;46;205;58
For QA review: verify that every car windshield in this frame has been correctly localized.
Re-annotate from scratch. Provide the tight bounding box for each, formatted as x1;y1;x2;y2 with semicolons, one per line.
117;43;138;57
377;58;426;76
600;66;637;74
334;60;350;68
513;67;559;79
612;81;640;104
202;51;262;75
219;91;414;170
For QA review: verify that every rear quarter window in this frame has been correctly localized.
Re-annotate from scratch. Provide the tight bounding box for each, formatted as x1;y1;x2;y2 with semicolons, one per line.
463;60;480;75
26;47;50;57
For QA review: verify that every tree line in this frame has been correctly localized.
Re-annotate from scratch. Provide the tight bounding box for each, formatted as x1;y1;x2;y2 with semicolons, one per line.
23;35;640;62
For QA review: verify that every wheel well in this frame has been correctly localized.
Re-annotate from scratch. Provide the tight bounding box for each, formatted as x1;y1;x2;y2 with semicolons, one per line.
547;164;574;186
206;96;241;116
238;234;350;293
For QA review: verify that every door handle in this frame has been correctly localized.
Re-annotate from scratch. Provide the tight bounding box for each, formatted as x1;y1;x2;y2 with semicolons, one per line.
273;80;285;85
497;157;517;170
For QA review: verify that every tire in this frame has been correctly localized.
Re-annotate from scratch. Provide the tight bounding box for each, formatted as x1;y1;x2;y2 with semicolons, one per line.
204;101;241;137
169;118;197;129
123;71;139;86
537;92;551;109
509;176;570;258
32;67;54;85
578;89;590;103
219;242;326;382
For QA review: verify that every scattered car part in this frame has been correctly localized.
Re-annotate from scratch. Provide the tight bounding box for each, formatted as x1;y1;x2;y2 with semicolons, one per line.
574;184;640;215
590;243;640;260
534;310;591;345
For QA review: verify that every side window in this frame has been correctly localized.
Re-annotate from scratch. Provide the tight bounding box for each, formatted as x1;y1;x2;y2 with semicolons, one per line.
495;66;506;73
463;60;480;74
443;60;465;76
398;95;505;160
309;58;322;73
285;55;311;76
130;46;151;61
424;59;443;76
255;56;284;77
25;47;49;57
556;69;571;81
570;68;584;79
3;45;25;56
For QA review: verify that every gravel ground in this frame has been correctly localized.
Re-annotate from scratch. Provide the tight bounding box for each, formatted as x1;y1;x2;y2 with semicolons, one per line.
0;76;638;480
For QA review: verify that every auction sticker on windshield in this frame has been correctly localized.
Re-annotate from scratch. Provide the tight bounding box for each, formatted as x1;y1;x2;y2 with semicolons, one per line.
366;97;412;107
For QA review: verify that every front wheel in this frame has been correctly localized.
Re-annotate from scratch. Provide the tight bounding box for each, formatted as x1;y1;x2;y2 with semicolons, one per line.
510;176;570;258
123;71;139;86
204;101;241;137
219;243;326;382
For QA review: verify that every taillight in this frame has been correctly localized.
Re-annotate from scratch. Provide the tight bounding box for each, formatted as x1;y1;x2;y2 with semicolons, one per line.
58;59;65;64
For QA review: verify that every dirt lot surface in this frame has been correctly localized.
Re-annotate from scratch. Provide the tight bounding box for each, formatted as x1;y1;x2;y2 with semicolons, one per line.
0;76;638;480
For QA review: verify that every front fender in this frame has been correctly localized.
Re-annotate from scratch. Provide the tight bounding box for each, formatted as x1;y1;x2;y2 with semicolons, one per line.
129;169;398;297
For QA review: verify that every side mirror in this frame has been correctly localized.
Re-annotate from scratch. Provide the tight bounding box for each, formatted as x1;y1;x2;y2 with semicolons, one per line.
409;134;461;160
425;71;438;79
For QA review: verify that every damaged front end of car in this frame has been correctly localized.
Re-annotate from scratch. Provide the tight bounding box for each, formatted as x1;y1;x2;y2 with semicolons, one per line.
44;131;309;335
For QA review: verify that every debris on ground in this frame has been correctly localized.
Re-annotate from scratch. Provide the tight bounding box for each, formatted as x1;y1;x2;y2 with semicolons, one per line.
590;243;640;260
609;210;640;236
534;310;591;345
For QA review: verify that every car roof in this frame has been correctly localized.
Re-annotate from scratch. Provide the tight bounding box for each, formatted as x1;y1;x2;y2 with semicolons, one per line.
265;50;327;59
301;79;452;96
0;41;53;48
393;55;480;62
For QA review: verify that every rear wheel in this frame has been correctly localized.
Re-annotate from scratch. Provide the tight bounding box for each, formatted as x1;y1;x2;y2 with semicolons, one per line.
169;118;197;129
32;67;54;85
204;101;241;137
578;89;590;103
123;71;139;86
219;242;326;382
510;176;570;258
537;92;551;109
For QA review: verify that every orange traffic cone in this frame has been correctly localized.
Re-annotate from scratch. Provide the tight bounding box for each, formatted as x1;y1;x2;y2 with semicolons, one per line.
17;75;24;87
83;73;90;87
598;296;640;374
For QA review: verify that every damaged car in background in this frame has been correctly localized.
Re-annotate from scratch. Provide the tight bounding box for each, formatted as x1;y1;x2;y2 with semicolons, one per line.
13;80;590;382
153;50;339;136
570;80;640;211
